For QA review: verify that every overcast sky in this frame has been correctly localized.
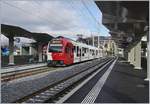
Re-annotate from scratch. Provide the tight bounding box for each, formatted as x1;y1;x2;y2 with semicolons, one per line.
1;0;110;43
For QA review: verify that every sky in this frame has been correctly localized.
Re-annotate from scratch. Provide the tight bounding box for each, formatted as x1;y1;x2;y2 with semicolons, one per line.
1;0;110;44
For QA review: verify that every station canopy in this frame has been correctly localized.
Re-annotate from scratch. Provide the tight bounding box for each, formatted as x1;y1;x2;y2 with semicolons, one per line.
1;24;53;43
95;1;149;49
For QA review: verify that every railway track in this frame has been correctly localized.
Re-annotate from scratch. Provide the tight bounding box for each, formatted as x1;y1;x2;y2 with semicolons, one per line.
1;58;102;82
1;66;54;82
1;58;105;82
13;57;114;103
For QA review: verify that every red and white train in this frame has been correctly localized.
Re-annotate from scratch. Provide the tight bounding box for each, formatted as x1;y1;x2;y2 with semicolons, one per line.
47;37;105;66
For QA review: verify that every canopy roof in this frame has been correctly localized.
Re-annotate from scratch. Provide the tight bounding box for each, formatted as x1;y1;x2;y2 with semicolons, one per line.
1;24;53;43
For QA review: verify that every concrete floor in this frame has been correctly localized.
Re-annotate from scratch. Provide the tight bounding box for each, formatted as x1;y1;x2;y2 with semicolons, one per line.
64;58;149;103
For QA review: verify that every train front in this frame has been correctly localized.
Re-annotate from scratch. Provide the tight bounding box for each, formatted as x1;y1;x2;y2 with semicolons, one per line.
47;38;64;66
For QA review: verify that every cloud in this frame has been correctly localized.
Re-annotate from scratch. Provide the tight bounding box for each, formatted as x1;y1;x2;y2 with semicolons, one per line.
1;0;83;31
1;0;110;41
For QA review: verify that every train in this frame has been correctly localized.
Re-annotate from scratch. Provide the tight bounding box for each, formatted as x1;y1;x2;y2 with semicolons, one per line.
47;36;105;66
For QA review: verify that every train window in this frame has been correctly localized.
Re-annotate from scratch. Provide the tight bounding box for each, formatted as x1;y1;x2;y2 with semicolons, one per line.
87;48;89;53
65;47;69;53
80;49;81;56
86;48;88;53
73;46;76;52
49;45;62;52
84;48;87;53
90;49;92;54
72;47;74;53
92;50;95;56
82;53;84;56
65;47;67;53
77;46;79;56
82;47;84;56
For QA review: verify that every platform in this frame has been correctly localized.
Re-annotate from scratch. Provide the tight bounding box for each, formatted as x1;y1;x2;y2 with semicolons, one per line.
94;58;149;103
63;57;149;103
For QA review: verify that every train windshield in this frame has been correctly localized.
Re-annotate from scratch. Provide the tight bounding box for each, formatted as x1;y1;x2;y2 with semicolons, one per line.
49;44;62;52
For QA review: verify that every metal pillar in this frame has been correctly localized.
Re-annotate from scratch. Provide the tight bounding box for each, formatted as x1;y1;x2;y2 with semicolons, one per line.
29;46;32;55
38;43;43;62
29;46;36;55
128;50;131;62
128;42;142;69
134;41;142;69
92;35;94;47
98;35;100;48
30;46;37;55
8;36;14;65
130;48;133;64
20;46;22;55
129;47;135;65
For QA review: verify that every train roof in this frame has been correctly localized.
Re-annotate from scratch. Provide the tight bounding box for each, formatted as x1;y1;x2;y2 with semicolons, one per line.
70;40;99;50
55;36;99;50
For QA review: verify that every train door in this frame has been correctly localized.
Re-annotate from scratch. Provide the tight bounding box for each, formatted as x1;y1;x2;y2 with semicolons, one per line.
82;47;87;61
76;46;81;62
96;50;98;58
70;44;74;64
79;48;82;62
87;48;90;60
65;43;73;65
73;45;79;63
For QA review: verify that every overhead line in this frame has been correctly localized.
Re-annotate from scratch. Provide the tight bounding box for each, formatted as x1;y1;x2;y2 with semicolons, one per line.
80;0;99;33
81;0;102;32
70;0;99;36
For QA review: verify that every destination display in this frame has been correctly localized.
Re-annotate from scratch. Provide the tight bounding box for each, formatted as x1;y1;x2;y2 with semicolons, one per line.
50;44;62;46
51;40;62;44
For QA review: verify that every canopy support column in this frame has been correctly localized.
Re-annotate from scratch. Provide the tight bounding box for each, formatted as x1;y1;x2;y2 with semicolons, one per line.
8;36;15;65
38;43;43;62
134;41;142;69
